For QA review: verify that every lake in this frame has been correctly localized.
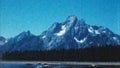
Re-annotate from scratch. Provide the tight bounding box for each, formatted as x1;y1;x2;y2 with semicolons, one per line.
0;62;120;68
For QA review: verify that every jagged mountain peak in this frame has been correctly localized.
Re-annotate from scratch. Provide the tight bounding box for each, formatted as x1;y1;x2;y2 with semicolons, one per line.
0;16;120;53
48;16;86;35
17;30;31;37
66;15;77;22
14;30;33;42
40;16;120;49
63;15;78;27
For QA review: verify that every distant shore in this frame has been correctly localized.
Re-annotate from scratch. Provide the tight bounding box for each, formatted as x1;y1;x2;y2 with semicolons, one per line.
1;61;120;66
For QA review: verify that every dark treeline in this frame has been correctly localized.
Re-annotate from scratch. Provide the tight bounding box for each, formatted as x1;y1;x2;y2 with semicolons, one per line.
2;45;120;61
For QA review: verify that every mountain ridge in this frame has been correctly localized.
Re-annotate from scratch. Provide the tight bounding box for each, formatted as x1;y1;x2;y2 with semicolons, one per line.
0;16;120;54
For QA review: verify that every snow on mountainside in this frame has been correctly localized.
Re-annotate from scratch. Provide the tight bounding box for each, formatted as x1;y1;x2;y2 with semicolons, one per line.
40;15;120;50
0;16;120;53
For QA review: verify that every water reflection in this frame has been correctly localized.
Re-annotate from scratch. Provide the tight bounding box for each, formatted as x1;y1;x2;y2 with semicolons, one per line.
0;63;120;68
0;63;35;68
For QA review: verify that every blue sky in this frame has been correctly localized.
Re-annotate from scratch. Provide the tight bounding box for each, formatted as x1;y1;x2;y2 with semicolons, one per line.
0;0;120;38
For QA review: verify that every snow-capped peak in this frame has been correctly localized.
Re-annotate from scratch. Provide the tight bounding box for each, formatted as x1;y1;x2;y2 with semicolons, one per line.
1;15;120;53
56;25;66;36
66;15;77;23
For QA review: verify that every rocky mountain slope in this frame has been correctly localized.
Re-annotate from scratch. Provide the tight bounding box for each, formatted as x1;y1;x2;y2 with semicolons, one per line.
0;16;120;53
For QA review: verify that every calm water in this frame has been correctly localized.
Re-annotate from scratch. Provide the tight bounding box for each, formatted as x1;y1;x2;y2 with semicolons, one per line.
0;63;120;68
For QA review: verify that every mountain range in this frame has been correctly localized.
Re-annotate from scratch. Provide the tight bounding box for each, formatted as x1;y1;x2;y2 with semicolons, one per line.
0;16;120;56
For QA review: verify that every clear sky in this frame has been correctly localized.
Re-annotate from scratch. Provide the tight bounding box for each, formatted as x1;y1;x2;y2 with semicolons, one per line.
0;0;120;38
